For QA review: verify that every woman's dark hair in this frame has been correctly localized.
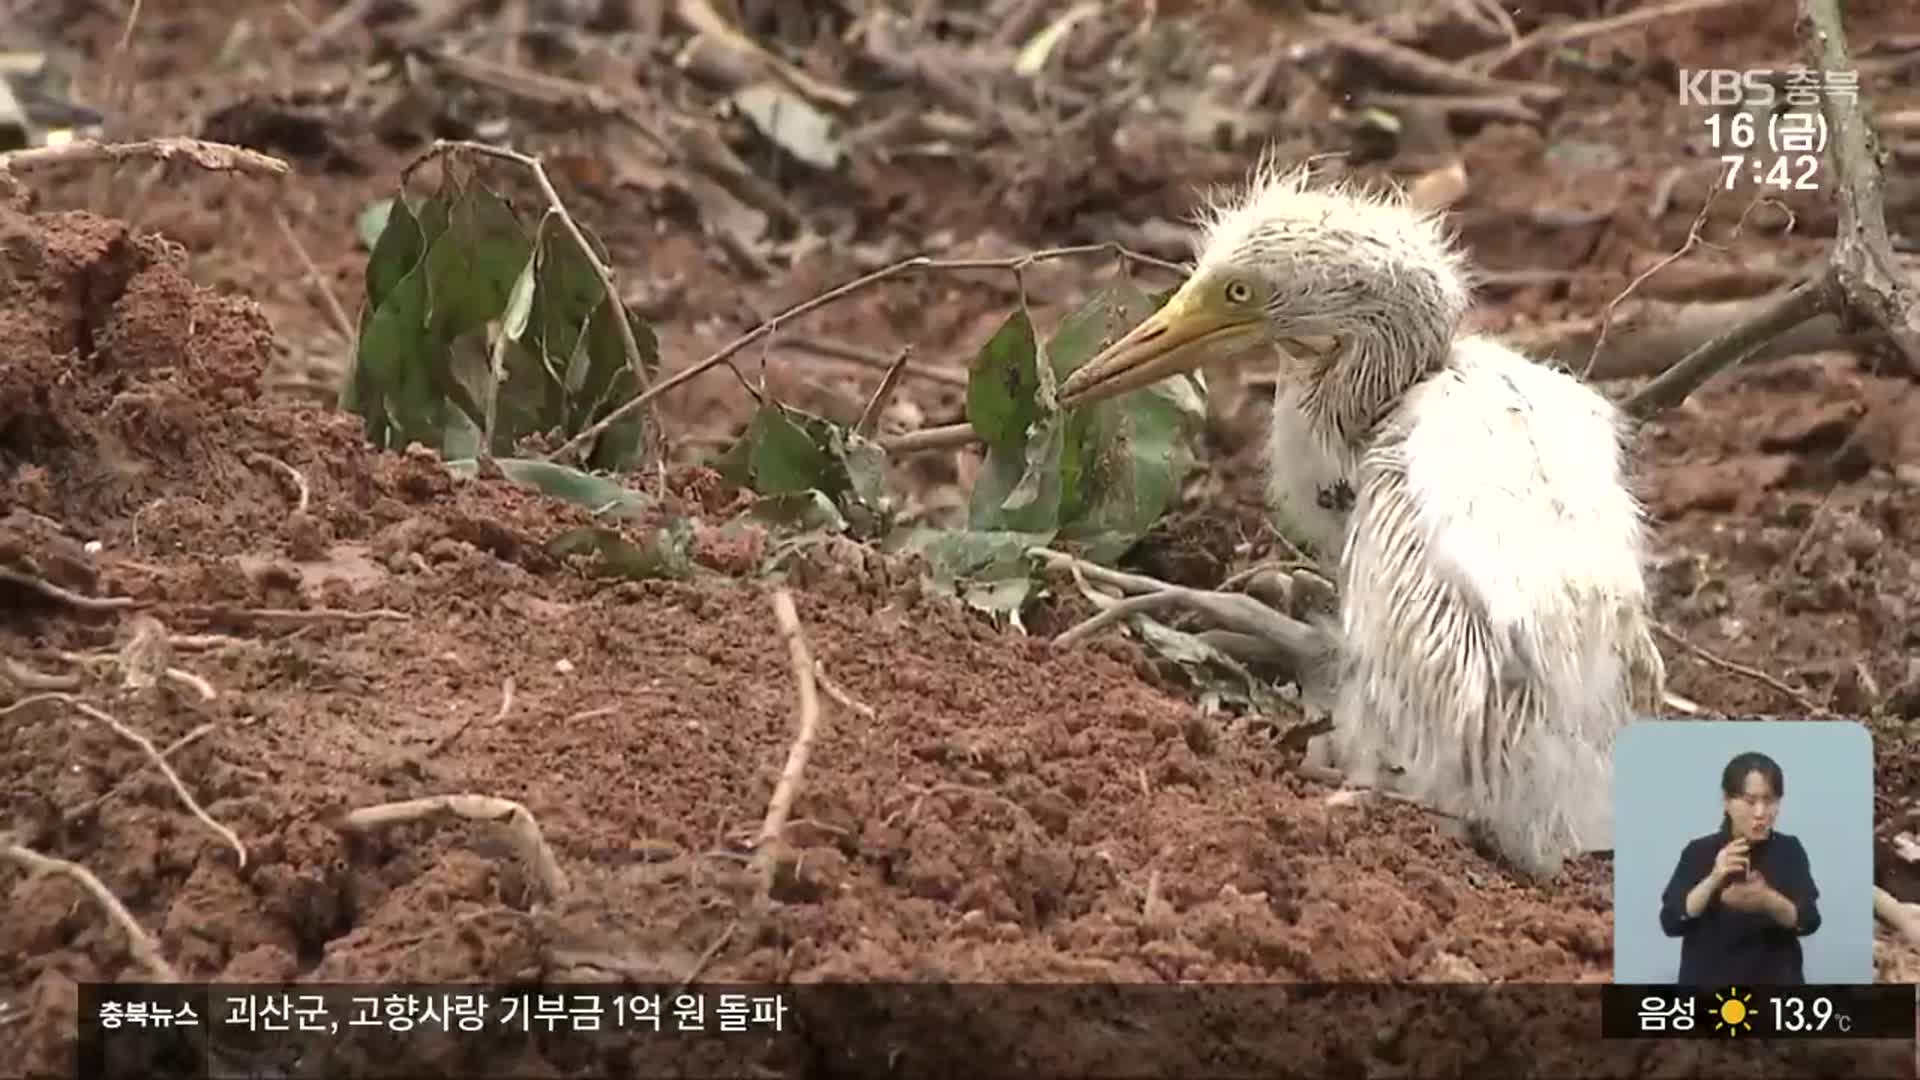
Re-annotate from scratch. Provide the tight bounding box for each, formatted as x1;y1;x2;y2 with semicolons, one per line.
1720;750;1785;833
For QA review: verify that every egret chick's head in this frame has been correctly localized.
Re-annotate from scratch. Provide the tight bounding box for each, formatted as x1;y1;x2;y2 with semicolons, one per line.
1058;160;1474;435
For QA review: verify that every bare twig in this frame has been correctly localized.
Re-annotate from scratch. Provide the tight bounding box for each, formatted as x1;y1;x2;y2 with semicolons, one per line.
333;795;569;900
0;137;289;181
1307;13;1562;107
813;660;875;721
547;243;1184;463
66;721;219;822
245;452;312;514
1467;0;1755;76
271;210;356;345
0;567;137;612
1651;621;1823;714
2;840;177;980
854;347;913;439
754;588;822;895
786;338;969;388
2;657;81;691
423;678;515;759
677;919;737;990
877;422;980;454
1623;277;1832;418
166;605;410;624
1584;187;1720;379
7;694;247;866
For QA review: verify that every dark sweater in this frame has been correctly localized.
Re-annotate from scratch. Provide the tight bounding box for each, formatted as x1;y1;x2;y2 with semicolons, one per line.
1658;825;1821;985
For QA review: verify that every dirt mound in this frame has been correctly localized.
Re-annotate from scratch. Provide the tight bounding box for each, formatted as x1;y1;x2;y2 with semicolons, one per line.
0;194;1631;1077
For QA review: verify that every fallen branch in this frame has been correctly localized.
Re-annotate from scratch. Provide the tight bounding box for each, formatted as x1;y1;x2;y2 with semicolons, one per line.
1307;13;1563;108
547;243;1185;463
333;794;569;900
1875;885;1920;944
245;452;312;514
2;840;178;980
1466;0;1756;77
270;211;356;346
1510;292;1868;381
1650;621;1823;715
65;721;219;823
813;660;875;721
1584;187;1721;379
854;347;913;440
165;605;410;624
754;588;822;897
0;137;288;182
789;338;969;389
0;566;137;612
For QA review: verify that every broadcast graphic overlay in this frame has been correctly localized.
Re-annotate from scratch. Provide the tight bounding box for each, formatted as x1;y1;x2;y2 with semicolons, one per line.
79;981;1918;1079
1614;719;1874;990
1679;66;1854;192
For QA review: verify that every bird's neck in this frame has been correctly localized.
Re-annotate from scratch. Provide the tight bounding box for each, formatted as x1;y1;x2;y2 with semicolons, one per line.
1297;326;1450;448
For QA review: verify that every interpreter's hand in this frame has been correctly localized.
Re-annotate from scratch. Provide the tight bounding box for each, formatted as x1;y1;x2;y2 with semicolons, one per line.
1722;868;1776;911
1711;838;1750;884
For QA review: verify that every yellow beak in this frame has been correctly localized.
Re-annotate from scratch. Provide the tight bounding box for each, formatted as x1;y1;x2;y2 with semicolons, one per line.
1056;286;1262;408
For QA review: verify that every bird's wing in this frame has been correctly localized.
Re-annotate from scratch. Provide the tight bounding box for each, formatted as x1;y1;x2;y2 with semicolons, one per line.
1349;336;1650;724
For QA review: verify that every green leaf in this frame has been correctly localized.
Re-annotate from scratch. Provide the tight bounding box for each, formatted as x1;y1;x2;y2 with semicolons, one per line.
446;457;653;519
964;309;1041;452
550;519;695;581
716;404;890;528
362;197;423;318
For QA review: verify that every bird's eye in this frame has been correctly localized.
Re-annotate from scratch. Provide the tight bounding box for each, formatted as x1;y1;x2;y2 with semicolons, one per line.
1225;280;1252;304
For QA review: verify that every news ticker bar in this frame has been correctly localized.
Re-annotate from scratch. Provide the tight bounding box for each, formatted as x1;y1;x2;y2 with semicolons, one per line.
78;982;1919;1080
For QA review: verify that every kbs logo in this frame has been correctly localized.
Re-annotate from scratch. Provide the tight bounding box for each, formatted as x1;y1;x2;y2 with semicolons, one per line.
1678;68;1859;108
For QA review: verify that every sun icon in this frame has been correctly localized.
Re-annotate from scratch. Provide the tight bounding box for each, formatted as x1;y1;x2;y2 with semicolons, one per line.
1713;987;1754;1036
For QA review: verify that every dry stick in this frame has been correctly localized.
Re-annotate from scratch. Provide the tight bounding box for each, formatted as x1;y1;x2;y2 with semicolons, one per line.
1305;13;1562;107
3;694;248;866
1582;186;1720;379
813;661;876;721
785;338;969;389
423;677;515;759
1650;621;1822;715
245;452;312;514
66;721;219;822
1623;275;1832;418
754;588;822;896
401;140;662;442
333;795;569;900
0;137;289;181
1467;0;1755;76
2;840;178;980
547;243;1185;463
854;346;914;439
2;657;81;691
0;567;136;612
270;209;357;345
165;605;410;624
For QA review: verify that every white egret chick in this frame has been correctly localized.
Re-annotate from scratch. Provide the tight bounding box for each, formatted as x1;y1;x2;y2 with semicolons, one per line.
1057;162;1666;879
